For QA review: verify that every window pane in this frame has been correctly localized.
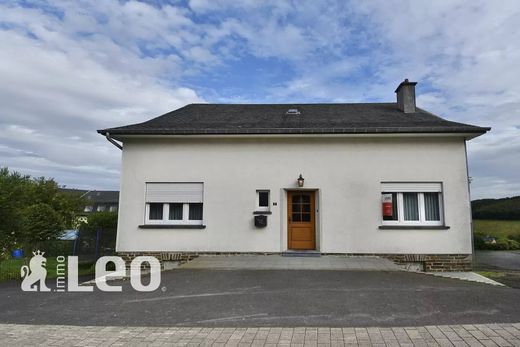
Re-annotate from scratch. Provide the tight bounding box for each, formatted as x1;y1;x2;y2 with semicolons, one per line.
382;192;398;221
403;193;419;221
301;194;310;204
293;194;302;204
149;203;163;220
292;203;301;213
189;203;203;220
292;213;301;222
259;191;269;207
302;204;311;213
302;213;311;222
169;203;183;220
424;193;441;221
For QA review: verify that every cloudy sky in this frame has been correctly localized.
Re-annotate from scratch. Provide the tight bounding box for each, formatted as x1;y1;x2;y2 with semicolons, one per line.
0;0;519;199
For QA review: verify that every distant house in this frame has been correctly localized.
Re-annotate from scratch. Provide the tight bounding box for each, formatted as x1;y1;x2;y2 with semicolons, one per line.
60;189;119;224
80;190;120;214
98;80;489;271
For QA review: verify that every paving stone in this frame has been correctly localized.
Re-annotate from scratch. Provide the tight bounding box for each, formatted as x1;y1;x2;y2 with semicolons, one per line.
2;324;520;346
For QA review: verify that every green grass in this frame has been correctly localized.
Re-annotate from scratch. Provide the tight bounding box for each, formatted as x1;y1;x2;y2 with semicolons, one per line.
476;271;506;278
473;220;520;238
0;257;95;281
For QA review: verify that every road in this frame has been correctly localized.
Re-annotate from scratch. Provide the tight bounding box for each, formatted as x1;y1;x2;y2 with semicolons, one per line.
1;269;520;327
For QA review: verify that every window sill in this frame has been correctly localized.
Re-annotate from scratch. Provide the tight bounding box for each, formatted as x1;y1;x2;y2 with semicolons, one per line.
253;211;272;215
139;224;206;229
379;225;450;230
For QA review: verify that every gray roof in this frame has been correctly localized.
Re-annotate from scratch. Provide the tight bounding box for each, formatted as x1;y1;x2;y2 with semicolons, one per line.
83;190;119;203
60;188;119;203
98;103;489;136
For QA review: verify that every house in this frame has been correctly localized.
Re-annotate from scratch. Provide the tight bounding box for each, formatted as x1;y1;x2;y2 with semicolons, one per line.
98;80;489;271
60;188;119;224
58;189;120;241
80;190;120;215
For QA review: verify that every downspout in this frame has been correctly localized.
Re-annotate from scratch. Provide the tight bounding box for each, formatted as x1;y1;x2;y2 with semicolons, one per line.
464;140;475;269
105;132;122;150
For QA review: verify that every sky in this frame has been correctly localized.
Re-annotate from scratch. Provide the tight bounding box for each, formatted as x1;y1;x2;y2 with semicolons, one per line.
0;0;519;200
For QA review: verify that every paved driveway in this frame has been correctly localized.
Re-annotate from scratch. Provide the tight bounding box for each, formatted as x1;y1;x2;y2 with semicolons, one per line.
180;255;401;271
1;269;520;327
475;251;520;271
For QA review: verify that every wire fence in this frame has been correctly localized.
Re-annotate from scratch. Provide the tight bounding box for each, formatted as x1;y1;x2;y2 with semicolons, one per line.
0;227;116;281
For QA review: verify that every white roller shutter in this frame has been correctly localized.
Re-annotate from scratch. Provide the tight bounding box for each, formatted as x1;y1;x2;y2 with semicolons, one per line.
146;183;203;203
381;182;442;192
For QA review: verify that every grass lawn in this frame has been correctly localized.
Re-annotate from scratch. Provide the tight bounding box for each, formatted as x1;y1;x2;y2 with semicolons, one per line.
0;257;95;281
473;219;520;238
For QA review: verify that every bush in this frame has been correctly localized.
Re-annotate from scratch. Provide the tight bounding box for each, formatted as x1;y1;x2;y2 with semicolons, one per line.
508;234;520;244
507;239;520;250
473;233;520;251
473;234;487;250
495;238;510;250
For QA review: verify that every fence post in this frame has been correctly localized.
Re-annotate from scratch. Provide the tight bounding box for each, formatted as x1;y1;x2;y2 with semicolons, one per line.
72;230;79;256
95;228;101;259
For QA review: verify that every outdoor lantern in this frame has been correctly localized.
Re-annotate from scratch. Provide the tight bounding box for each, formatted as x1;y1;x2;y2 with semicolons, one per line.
297;174;305;187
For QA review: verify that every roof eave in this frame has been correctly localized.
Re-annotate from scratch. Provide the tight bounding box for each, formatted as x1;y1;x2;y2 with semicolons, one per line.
102;129;490;142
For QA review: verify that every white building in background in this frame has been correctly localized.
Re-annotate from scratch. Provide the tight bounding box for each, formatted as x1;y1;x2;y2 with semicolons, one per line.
99;80;489;271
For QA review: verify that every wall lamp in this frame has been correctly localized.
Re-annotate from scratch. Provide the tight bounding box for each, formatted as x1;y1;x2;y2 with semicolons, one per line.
297;174;305;187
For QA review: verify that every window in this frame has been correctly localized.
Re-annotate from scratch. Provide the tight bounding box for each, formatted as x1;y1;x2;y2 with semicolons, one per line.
145;183;203;225
189;203;203;220
149;203;163;220
97;204;106;212
256;190;270;212
84;205;93;212
109;205;118;212
381;183;444;226
169;203;183;220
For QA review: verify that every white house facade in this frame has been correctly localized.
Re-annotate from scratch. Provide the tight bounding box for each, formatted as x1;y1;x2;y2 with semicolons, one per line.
99;80;489;271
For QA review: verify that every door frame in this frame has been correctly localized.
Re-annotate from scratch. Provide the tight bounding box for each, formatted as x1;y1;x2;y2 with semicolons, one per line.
285;189;319;251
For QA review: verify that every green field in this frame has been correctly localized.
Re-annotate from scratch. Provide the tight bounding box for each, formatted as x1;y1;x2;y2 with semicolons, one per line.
473;220;520;238
473;219;520;250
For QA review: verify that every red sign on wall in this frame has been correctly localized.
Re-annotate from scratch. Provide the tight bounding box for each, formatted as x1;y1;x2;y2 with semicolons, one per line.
382;193;393;217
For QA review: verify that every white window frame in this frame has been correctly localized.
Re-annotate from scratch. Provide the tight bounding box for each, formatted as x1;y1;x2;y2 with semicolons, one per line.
145;203;203;225
255;190;270;212
381;183;444;227
144;182;204;226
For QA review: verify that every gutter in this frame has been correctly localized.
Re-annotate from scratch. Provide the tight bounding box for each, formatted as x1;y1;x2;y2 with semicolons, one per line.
105;132;122;150
465;141;476;269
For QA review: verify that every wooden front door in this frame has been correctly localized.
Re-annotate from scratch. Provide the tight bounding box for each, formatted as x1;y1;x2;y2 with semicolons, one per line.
287;191;316;250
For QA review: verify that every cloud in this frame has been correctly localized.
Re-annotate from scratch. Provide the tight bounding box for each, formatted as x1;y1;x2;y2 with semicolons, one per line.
0;1;204;189
0;0;519;199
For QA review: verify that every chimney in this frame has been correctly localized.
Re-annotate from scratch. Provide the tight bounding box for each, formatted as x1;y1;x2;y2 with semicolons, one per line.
395;79;417;113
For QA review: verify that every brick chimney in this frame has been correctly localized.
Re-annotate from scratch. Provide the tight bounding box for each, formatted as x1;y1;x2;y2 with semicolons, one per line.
395;79;417;113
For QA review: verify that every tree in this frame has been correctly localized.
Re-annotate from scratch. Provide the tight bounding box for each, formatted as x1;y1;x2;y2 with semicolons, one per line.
0;167;86;257
0;168;33;253
21;203;65;241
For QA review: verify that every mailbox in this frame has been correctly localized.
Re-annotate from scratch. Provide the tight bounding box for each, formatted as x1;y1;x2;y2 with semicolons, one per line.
254;215;267;228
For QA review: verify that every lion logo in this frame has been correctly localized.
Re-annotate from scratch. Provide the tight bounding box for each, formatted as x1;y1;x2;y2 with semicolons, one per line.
20;250;51;292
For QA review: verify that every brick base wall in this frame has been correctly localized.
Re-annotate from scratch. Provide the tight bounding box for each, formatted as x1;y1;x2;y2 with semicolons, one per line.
118;251;472;272
118;252;199;269
380;254;472;272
